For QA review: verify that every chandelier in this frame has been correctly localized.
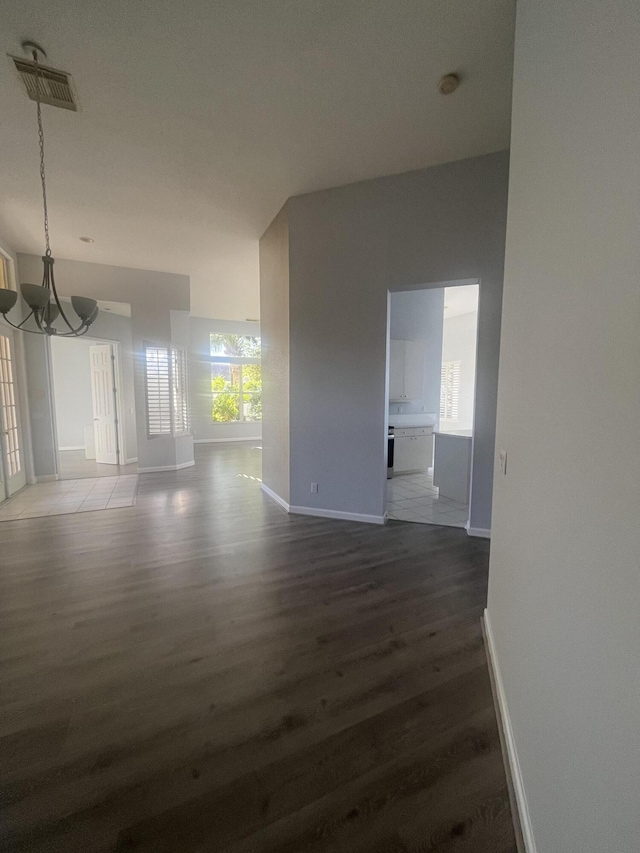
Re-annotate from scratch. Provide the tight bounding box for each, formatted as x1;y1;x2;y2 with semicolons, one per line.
0;42;98;336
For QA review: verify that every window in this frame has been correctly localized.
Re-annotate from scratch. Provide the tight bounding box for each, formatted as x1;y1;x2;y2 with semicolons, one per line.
171;347;189;434
210;334;262;423
440;361;461;421
144;344;189;437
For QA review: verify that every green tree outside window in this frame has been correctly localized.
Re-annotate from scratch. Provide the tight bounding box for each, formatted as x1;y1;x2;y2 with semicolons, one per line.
211;334;261;423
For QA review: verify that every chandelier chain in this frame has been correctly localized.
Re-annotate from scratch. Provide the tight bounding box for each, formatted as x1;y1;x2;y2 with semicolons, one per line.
34;55;51;257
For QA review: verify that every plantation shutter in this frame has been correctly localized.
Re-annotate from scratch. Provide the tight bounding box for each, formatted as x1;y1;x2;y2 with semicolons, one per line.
171;346;189;434
145;345;172;436
440;361;461;421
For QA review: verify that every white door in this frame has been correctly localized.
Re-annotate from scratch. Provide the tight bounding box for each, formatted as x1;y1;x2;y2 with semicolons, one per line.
0;334;27;497
90;344;119;465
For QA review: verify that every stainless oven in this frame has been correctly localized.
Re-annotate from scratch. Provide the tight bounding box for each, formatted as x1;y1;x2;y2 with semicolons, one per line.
387;428;395;479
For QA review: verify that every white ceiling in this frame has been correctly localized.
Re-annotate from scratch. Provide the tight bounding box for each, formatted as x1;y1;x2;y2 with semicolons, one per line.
0;1;514;320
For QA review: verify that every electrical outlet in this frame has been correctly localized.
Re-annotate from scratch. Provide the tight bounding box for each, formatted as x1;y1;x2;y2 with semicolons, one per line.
311;482;318;493
499;450;507;474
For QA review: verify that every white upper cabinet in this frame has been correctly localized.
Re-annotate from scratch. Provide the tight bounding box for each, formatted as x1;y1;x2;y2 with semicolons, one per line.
389;339;405;400
389;339;425;401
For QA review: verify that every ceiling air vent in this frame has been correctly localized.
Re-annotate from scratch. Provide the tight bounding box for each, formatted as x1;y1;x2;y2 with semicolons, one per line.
11;56;77;111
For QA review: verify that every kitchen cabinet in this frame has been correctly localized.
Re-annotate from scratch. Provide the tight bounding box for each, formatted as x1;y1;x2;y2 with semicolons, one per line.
394;430;433;474
433;431;472;503
389;339;424;402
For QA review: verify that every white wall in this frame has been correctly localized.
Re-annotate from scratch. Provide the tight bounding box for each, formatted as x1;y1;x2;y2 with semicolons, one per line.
18;255;190;474
283;151;509;529
260;205;290;504
389;287;444;419
189;316;262;443
487;1;640;851
50;337;94;449
440;309;478;432
49;312;138;461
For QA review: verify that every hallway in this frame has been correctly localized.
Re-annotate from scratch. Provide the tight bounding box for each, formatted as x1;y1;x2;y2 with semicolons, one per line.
0;443;515;852
57;449;138;480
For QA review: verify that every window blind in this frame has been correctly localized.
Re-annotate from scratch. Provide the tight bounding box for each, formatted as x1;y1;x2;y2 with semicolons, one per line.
145;344;189;437
171;347;189;434
145;345;172;436
440;361;461;421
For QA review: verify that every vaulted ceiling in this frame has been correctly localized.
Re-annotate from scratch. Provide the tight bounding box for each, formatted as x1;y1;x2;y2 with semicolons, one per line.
0;0;515;319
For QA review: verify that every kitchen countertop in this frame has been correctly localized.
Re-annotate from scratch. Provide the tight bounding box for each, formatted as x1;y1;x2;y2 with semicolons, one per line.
433;429;473;438
389;424;434;430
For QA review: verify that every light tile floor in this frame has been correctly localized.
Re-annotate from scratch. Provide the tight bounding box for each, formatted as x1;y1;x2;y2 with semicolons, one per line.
387;470;469;528
0;475;138;521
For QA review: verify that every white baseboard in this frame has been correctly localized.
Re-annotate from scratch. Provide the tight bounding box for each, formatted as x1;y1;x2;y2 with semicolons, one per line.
466;523;491;539
137;460;195;473
124;457;138;465
260;483;290;512
483;610;536;853
261;485;386;525
36;474;60;482
290;505;387;525
194;437;261;444
58;445;84;452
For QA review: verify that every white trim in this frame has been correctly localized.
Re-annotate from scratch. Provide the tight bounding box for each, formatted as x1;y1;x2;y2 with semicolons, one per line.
261;484;386;525
137;460;195;473
483;610;537;853
466;523;491;539
58;445;85;452
125;457;138;464
261;483;290;512
36;474;60;482
194;437;261;444
290;505;387;525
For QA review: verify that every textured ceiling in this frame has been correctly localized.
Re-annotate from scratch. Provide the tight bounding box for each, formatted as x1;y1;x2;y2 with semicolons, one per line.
0;0;515;319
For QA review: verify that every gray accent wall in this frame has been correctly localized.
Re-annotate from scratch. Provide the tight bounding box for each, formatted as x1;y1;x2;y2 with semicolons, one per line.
487;1;640;851
259;205;290;504
282;151;508;527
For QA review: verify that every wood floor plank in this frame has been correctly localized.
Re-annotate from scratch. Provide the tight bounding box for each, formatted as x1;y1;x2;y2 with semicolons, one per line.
0;444;515;853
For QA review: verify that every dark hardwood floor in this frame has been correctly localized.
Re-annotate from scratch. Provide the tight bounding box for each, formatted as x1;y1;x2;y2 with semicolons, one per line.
0;444;515;852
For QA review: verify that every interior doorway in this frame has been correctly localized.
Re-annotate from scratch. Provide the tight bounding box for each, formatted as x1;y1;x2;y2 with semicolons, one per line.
385;281;479;527
50;335;137;480
0;331;27;500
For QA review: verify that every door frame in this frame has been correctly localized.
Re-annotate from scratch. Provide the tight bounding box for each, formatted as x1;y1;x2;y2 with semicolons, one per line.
384;277;481;529
49;335;127;478
0;246;35;500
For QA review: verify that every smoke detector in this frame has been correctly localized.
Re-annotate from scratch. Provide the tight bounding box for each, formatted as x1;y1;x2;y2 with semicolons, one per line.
10;41;78;111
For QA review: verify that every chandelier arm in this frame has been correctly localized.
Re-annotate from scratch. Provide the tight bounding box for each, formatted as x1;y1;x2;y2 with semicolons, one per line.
32;308;45;333
61;315;90;335
0;316;55;335
49;281;81;333
17;309;36;329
